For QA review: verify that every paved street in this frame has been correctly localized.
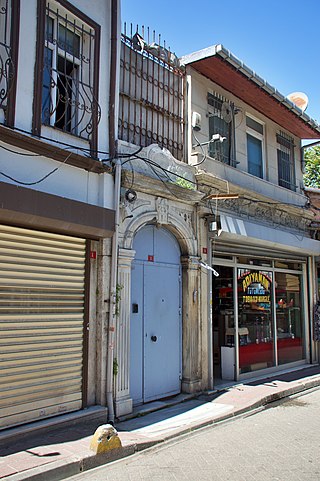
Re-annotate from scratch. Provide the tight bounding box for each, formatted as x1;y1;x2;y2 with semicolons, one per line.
69;387;320;481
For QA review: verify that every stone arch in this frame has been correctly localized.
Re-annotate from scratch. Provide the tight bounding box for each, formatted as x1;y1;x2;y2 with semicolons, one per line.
114;202;201;417
122;209;197;257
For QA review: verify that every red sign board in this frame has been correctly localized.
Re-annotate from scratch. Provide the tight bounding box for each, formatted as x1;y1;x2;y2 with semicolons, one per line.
148;255;154;262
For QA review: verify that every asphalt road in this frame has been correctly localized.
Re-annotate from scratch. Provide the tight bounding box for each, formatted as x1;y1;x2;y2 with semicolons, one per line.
69;387;320;481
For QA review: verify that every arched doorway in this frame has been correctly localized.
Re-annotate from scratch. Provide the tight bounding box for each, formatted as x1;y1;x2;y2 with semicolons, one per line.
130;225;182;404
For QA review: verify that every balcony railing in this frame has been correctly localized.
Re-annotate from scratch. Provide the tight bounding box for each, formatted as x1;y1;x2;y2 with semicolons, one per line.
119;24;185;161
0;0;19;125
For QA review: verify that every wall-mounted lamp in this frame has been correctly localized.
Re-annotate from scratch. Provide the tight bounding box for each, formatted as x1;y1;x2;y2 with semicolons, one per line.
125;189;137;203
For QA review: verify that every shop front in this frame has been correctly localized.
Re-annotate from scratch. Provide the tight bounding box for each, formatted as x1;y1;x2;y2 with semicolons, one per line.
212;251;309;381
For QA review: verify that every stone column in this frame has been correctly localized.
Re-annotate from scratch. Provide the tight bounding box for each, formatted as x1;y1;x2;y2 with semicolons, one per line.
114;248;135;417
181;255;202;393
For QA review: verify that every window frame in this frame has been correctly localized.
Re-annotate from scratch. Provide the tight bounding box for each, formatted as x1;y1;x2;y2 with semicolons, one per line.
246;113;265;179
33;0;101;157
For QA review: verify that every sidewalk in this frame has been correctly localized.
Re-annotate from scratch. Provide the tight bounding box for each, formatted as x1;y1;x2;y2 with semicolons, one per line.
1;365;320;481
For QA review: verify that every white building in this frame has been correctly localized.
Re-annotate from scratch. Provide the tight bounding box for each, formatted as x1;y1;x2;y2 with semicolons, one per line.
0;0;118;429
181;44;320;387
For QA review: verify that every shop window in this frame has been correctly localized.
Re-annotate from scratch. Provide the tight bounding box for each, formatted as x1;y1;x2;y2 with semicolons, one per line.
277;132;296;191
237;269;274;373
208;93;236;166
275;272;304;364
34;0;101;149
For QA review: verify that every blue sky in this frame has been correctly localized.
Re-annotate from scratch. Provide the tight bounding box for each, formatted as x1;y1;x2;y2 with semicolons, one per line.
121;0;320;126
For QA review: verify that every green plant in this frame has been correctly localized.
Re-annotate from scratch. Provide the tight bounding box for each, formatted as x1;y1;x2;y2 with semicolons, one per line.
175;177;194;190
115;283;123;316
113;358;119;377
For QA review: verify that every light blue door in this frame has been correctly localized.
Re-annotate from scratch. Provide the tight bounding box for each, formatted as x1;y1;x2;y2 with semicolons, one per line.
130;226;181;404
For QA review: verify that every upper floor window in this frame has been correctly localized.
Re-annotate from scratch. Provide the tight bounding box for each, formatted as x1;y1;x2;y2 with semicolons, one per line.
33;0;101;154
208;93;236;166
246;115;264;179
277;132;296;191
0;0;19;126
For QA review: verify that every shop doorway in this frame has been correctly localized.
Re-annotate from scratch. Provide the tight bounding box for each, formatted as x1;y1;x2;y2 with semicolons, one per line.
130;225;182;405
212;265;235;382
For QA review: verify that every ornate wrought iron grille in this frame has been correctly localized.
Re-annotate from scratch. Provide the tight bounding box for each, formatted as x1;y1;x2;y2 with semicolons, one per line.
0;0;15;113
119;25;185;161
41;1;101;141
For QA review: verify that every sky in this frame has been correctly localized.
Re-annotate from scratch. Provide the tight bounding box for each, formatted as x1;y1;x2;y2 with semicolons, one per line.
121;0;320;126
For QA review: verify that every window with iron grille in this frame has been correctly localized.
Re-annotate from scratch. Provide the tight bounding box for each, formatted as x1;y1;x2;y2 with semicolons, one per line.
277;132;296;191
208;93;235;166
0;0;19;126
34;0;101;152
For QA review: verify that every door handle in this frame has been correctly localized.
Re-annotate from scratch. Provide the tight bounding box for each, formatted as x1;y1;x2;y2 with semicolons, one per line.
151;335;157;342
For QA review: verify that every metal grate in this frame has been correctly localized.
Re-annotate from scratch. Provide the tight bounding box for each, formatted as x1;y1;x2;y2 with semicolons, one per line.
119;24;185;161
0;0;15;113
0;225;86;429
277;131;296;191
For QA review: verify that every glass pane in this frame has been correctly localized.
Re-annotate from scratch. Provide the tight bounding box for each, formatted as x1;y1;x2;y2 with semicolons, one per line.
58;24;80;58
274;260;302;270
237;256;272;267
42;47;53;124
247;133;263;178
238;269;274;373
246;116;263;134
275;272;304;364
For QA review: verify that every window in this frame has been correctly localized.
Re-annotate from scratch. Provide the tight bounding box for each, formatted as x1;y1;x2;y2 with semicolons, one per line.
277;132;296;191
34;1;101;151
208;93;236;166
246;115;264;178
0;0;20;126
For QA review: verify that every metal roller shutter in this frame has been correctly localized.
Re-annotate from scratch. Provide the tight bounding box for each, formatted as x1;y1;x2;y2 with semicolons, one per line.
0;225;86;429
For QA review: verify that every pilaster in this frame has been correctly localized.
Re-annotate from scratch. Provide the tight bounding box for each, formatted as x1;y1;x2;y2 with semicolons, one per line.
114;248;135;417
181;255;202;393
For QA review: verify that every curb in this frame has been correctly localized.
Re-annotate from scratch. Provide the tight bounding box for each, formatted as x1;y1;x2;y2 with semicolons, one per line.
4;376;320;481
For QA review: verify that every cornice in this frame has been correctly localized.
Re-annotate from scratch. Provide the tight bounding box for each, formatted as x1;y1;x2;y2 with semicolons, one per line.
0;125;107;173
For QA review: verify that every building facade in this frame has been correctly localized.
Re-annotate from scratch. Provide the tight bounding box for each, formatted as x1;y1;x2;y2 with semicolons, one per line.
113;34;320;417
0;0;118;429
181;45;320;387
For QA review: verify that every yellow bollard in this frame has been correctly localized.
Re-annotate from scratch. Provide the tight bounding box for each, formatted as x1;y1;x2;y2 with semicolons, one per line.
90;424;122;454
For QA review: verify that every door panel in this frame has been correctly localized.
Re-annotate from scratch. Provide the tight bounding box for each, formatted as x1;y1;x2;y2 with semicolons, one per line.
130;262;144;404
144;263;181;402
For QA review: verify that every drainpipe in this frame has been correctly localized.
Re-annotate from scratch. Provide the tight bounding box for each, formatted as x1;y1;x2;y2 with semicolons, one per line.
106;158;121;425
106;0;120;424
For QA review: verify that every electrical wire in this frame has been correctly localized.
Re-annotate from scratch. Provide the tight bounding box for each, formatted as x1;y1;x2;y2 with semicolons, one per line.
191;129;207;166
0;152;72;186
0;143;42;156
